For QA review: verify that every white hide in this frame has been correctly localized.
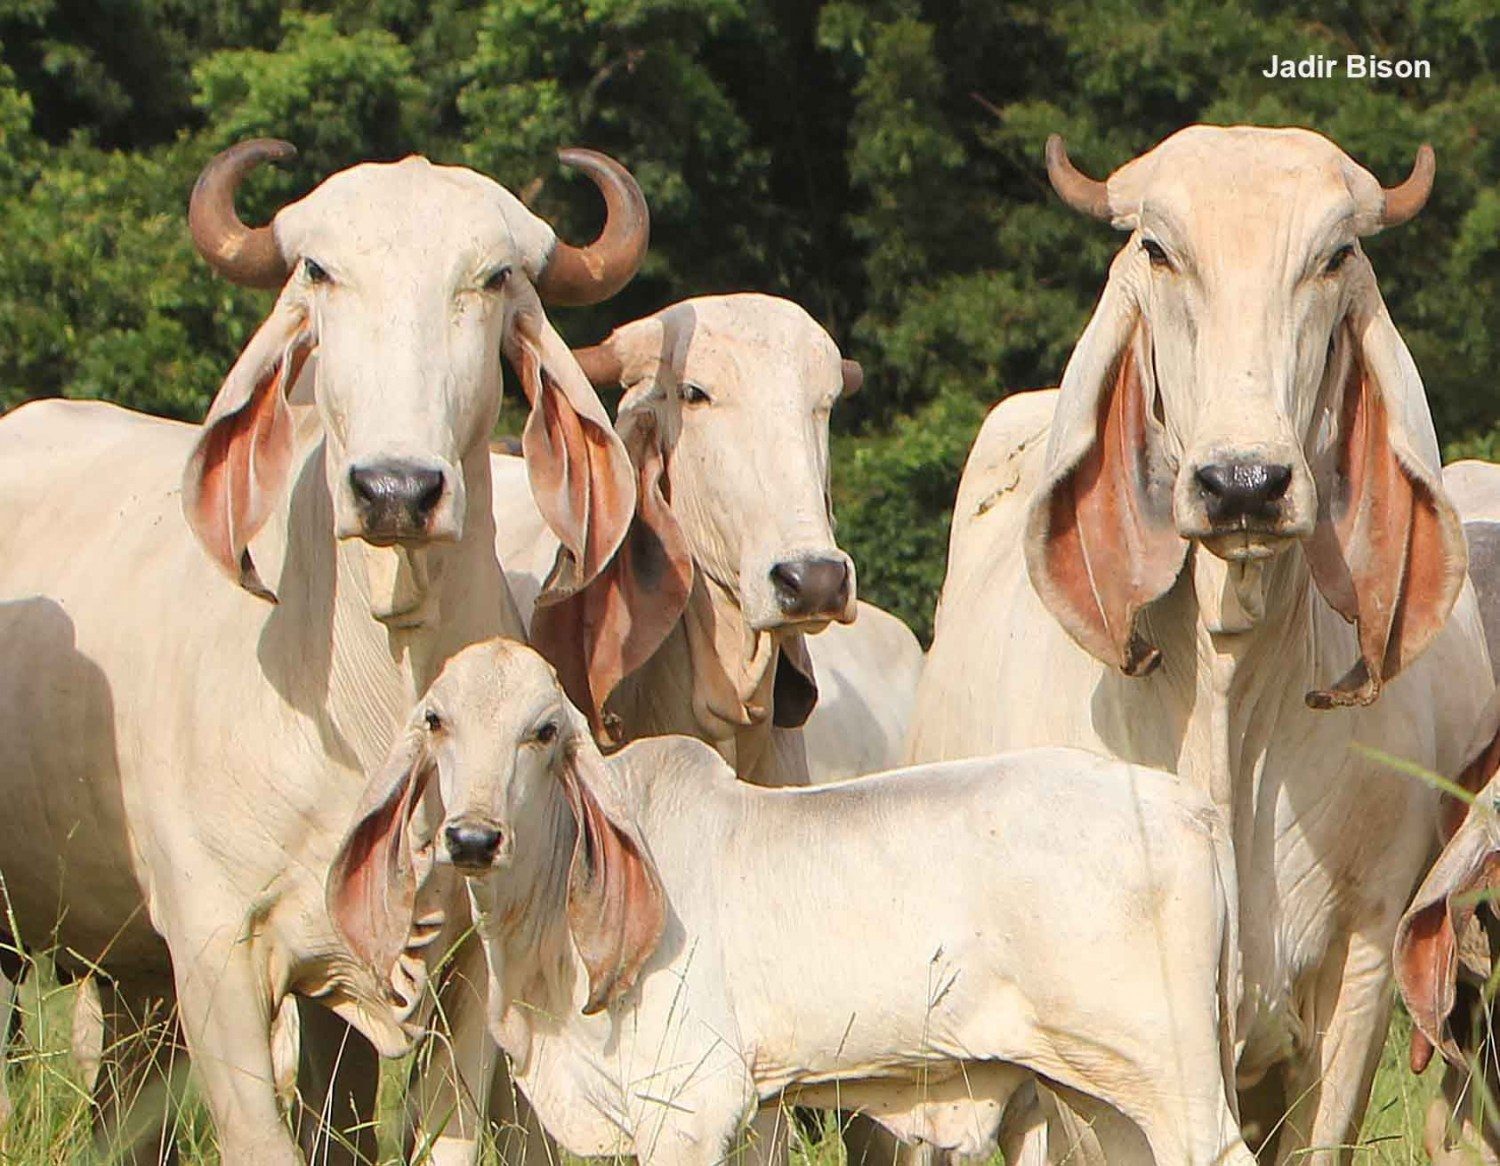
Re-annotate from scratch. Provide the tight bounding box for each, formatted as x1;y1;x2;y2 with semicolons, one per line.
363;640;1254;1166
908;126;1493;1158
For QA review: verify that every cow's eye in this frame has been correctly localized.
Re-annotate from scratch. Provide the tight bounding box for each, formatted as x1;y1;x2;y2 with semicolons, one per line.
483;265;511;292
303;257;332;285
1324;245;1355;276
424;710;443;732
680;382;712;406
534;721;559;745
1141;238;1172;270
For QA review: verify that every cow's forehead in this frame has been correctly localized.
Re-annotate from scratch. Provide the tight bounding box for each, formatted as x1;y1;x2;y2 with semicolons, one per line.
275;157;523;263
1121;126;1379;242
430;639;560;723
665;294;841;391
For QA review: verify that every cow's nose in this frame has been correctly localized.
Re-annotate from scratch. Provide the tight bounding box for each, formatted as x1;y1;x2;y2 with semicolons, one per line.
443;821;503;870
1194;461;1292;523
770;558;851;619
348;461;446;540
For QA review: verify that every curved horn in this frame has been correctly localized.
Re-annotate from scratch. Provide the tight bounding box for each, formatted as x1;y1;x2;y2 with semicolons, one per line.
189;138;296;289
1045;134;1112;222
572;342;625;388
1381;144;1435;228
535;149;650;308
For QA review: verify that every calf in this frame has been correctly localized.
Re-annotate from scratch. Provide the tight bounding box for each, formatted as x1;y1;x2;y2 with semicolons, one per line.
330;638;1255;1166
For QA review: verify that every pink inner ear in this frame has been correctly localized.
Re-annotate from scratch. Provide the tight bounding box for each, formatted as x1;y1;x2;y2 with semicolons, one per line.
531;413;693;743
187;339;307;599
1029;341;1187;676
560;752;666;1015
327;754;431;983
1305;339;1467;708
511;333;636;603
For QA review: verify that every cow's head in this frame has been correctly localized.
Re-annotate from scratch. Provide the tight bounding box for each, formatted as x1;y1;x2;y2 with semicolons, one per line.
1027;125;1465;705
529;294;861;740
327;638;665;1019
183;139;646;601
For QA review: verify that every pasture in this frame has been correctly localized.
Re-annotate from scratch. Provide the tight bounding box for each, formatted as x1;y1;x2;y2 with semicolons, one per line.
0;939;1460;1161
2;2;1499;1163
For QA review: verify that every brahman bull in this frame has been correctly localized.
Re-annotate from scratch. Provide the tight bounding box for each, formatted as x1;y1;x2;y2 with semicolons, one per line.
0;138;646;1163
907;125;1492;1158
330;637;1254;1166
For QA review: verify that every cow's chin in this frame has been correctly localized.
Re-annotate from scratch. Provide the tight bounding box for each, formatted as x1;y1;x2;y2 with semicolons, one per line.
1197;529;1299;563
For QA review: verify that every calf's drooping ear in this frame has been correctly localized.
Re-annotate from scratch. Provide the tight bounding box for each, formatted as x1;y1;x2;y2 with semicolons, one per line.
506;298;637;605
326;728;436;1009
182;300;311;601
1303;302;1468;708
531;406;693;744
1024;282;1187;676
558;732;666;1014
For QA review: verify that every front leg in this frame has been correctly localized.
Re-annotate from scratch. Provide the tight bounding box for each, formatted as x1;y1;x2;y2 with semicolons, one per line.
408;934;501;1166
163;903;301;1166
1276;924;1395;1165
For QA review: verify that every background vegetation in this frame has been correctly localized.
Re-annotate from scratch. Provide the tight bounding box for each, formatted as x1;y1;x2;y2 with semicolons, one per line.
1;0;1495;640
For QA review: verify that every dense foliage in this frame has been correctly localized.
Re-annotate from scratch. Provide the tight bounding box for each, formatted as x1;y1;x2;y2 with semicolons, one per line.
1;0;1495;639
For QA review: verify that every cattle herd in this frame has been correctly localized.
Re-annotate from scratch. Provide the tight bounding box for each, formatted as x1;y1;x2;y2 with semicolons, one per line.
0;123;1496;1166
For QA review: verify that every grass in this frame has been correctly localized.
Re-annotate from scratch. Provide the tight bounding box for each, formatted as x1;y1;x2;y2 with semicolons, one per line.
0;952;1473;1164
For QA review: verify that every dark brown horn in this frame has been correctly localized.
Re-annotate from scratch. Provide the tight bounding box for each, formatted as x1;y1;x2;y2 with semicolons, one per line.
535;149;650;308
841;359;864;396
1045;134;1111;222
1381;144;1435;228
188;139;296;288
571;343;624;388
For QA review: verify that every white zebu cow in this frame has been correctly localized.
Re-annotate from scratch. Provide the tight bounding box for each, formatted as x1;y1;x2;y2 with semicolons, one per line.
0;138;647;1163
494;293;866;785
908;125;1492;1157
331;637;1255;1166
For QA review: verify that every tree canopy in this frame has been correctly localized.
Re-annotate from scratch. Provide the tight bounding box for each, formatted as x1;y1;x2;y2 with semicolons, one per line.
1;0;1495;639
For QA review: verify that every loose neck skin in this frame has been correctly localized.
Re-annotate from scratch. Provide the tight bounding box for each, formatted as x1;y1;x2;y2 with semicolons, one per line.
467;783;578;1062
1140;544;1318;813
260;421;518;778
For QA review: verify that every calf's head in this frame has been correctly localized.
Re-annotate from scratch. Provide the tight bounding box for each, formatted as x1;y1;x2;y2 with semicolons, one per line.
532;294;861;738
1028;125;1465;705
184;139;645;600
327;639;665;1017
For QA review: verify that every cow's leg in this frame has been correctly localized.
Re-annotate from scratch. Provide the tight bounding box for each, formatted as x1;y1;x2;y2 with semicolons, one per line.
70;975;105;1094
739;1101;792;1166
1275;926;1393;1166
291;999;380;1164
0;957;15;1126
163;910;300;1166
408;935;499;1166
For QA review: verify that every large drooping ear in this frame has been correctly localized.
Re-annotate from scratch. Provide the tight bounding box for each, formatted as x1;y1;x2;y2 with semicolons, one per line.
1395;799;1500;1073
182;299;311;601
557;727;666;1014
1303;287;1468;708
504;292;637;604
772;633;818;729
326;727;438;1016
1024;274;1188;676
531;401;694;745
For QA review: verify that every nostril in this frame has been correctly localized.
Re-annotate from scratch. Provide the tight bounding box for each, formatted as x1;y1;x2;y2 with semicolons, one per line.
412;468;445;518
1262;463;1292;501
771;562;806;600
348;466;378;506
1195;463;1232;499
